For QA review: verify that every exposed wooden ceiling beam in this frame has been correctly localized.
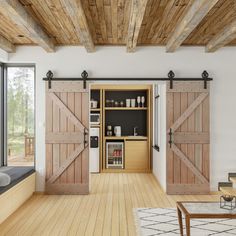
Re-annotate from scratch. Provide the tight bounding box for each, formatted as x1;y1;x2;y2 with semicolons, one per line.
0;0;55;52
61;0;95;53
152;0;175;42
0;35;15;53
166;0;220;52
206;20;236;52
127;0;148;52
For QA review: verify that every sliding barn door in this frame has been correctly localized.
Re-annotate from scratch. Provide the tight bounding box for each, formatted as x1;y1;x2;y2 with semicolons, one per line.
166;82;210;194
45;81;89;194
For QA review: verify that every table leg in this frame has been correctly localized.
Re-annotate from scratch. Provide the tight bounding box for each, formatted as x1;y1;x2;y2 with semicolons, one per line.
177;207;184;236
185;216;191;236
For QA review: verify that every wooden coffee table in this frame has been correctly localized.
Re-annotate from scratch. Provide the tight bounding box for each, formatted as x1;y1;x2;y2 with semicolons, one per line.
177;201;236;236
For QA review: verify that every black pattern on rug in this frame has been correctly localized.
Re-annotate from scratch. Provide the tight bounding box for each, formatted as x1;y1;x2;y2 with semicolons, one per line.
134;208;236;236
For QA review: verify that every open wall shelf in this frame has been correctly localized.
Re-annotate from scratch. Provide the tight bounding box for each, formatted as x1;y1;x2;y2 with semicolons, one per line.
105;107;147;110
91;89;101;109
90;108;101;112
104;136;148;140
105;90;148;107
105;110;147;136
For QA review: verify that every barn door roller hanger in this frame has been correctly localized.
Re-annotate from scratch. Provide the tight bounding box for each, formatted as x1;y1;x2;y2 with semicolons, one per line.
43;70;213;90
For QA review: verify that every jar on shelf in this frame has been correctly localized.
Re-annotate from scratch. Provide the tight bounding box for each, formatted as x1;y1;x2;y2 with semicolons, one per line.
106;100;110;107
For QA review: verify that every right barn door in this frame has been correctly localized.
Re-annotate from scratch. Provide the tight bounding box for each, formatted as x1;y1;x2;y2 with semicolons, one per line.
166;82;210;194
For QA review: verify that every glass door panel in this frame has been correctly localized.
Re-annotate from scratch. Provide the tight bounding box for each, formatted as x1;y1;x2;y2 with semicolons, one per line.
7;67;35;166
106;142;124;169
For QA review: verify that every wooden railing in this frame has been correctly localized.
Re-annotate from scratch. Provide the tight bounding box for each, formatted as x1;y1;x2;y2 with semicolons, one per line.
25;135;35;157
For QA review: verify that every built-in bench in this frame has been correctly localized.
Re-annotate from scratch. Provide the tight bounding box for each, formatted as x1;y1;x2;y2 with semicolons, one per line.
0;166;35;224
0;166;35;194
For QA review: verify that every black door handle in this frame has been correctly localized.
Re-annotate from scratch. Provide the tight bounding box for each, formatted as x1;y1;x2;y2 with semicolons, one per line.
168;128;173;148
84;128;89;147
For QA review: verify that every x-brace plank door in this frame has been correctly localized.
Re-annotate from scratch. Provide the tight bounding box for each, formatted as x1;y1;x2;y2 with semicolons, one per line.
45;81;89;194
166;81;210;194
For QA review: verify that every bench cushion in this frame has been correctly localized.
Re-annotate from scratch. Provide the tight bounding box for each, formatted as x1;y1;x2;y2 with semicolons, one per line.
0;173;11;186
0;166;35;194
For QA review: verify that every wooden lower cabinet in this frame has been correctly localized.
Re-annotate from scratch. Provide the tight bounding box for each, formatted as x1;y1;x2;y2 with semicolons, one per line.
125;140;149;171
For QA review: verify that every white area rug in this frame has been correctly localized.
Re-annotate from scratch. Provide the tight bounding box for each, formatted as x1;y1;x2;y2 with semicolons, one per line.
134;208;236;236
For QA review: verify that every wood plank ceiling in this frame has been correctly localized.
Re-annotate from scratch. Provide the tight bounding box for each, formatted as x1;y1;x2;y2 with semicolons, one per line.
0;0;235;53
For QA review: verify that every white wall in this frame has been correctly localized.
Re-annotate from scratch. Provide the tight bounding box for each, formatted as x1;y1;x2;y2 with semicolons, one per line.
8;46;236;192
0;48;8;62
152;83;167;192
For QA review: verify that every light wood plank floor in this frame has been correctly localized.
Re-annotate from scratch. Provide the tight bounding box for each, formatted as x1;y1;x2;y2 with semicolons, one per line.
0;173;219;236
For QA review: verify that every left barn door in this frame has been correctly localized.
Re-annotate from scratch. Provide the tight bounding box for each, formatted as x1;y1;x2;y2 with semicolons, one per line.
45;81;89;194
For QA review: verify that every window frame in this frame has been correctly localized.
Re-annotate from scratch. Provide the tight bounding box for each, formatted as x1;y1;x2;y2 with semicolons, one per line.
0;62;5;166
1;63;36;167
153;84;160;152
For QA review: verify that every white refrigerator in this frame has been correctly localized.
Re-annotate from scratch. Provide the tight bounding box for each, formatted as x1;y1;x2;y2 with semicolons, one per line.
89;127;100;173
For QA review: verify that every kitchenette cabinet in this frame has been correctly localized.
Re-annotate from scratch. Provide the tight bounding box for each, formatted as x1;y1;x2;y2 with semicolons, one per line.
125;140;149;171
90;84;152;173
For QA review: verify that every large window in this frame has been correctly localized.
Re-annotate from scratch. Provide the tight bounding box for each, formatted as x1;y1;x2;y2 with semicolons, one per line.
4;65;35;167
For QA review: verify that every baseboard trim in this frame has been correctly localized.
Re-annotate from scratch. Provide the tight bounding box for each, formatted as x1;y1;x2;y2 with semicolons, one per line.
45;183;89;195
167;184;210;195
34;191;46;195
